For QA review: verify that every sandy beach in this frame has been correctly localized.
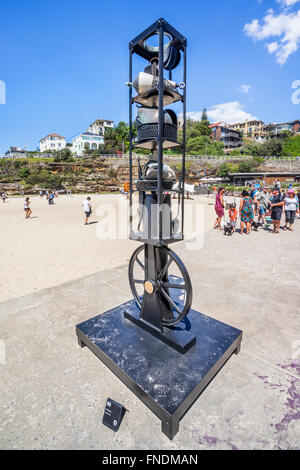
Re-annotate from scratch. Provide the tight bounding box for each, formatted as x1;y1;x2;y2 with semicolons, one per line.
1;191;299;450
0;193;216;302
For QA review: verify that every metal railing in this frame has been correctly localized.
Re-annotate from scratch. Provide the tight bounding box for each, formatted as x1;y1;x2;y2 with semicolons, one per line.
1;153;300;162
95;154;300;161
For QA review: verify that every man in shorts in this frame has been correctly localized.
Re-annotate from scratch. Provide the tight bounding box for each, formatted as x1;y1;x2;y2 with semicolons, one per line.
83;196;92;225
257;186;270;227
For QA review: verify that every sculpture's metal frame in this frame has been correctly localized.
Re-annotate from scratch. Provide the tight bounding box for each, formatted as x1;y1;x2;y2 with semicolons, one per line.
76;18;242;441
125;18;195;351
128;18;187;246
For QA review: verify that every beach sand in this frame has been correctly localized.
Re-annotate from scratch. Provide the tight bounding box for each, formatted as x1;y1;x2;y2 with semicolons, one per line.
0;193;216;301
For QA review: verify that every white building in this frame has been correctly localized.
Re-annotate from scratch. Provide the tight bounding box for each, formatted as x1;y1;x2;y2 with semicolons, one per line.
4;146;26;158
87;119;114;136
71;132;104;156
40;133;66;152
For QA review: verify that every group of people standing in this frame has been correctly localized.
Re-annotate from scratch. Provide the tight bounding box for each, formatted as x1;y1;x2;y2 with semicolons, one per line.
214;183;300;235
43;190;58;204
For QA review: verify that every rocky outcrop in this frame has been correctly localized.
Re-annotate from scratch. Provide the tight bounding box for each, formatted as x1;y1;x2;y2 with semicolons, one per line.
1;156;300;195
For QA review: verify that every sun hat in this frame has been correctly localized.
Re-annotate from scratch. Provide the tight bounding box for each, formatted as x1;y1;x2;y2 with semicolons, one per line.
288;188;295;194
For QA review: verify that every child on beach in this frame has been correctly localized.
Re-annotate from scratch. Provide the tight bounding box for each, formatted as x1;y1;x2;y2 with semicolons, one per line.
24;197;32;219
229;203;238;234
82;197;92;225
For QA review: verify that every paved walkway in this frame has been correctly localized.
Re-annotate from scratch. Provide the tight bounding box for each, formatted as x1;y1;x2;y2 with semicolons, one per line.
0;226;299;449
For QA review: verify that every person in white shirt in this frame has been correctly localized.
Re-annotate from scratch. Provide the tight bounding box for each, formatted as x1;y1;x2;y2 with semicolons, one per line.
283;189;297;231
82;197;92;225
24;197;32;219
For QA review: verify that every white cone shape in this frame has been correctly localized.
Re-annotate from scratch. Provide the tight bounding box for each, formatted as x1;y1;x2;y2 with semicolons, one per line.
133;72;177;94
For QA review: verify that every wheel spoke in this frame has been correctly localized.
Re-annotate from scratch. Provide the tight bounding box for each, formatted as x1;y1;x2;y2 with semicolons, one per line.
135;256;145;271
161;282;186;290
160;288;182;315
129;245;192;327
158;256;173;281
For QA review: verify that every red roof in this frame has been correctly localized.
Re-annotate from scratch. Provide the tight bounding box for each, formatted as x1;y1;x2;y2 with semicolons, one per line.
209;122;223;128
40;133;65;142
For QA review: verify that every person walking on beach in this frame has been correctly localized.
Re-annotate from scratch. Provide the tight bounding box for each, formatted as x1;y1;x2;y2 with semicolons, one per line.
239;190;253;235
2;191;7;203
24;197;32;219
283;189;298;232
268;187;284;233
83;196;92;225
213;187;225;230
48;192;54;204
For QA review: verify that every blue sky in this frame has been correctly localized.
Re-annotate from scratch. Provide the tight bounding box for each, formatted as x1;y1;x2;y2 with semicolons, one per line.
0;0;300;153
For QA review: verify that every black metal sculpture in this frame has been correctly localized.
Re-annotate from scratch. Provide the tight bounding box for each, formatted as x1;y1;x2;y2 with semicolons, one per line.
124;18;196;352
76;18;242;440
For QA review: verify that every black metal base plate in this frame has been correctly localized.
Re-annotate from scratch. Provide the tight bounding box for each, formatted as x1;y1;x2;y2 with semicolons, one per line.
76;300;242;440
124;309;196;354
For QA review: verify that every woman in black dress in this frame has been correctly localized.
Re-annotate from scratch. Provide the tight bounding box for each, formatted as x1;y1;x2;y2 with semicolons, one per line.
268;188;284;233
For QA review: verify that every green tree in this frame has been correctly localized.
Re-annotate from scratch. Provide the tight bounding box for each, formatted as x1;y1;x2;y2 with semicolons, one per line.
217;163;232;177
238;160;252;173
257;138;283;157
18;167;30;179
186;119;212;142
201;107;208;121
237;157;263;173
54;148;74;162
186;135;224;155
241;141;261;156
282;135;300;156
14;159;28;169
217;163;229;177
103;121;134;153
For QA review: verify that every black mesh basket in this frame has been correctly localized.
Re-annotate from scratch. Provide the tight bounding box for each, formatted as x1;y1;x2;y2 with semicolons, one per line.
137;123;177;143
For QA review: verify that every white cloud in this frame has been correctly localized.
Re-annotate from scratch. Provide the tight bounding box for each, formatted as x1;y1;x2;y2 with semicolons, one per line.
186;101;257;125
277;0;300;7
237;84;252;94
244;7;300;64
266;41;279;53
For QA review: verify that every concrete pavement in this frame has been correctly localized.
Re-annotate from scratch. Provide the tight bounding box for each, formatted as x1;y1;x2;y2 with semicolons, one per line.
0;225;299;449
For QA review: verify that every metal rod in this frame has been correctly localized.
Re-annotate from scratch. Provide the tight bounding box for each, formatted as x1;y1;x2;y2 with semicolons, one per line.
130;18;186;50
129;47;133;235
157;23;164;242
181;44;187;238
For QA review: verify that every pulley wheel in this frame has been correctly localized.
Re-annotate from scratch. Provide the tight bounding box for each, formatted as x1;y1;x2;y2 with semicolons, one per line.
128;245;192;326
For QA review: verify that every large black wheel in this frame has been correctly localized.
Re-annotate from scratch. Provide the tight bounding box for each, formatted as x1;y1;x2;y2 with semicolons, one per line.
128;245;192;326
